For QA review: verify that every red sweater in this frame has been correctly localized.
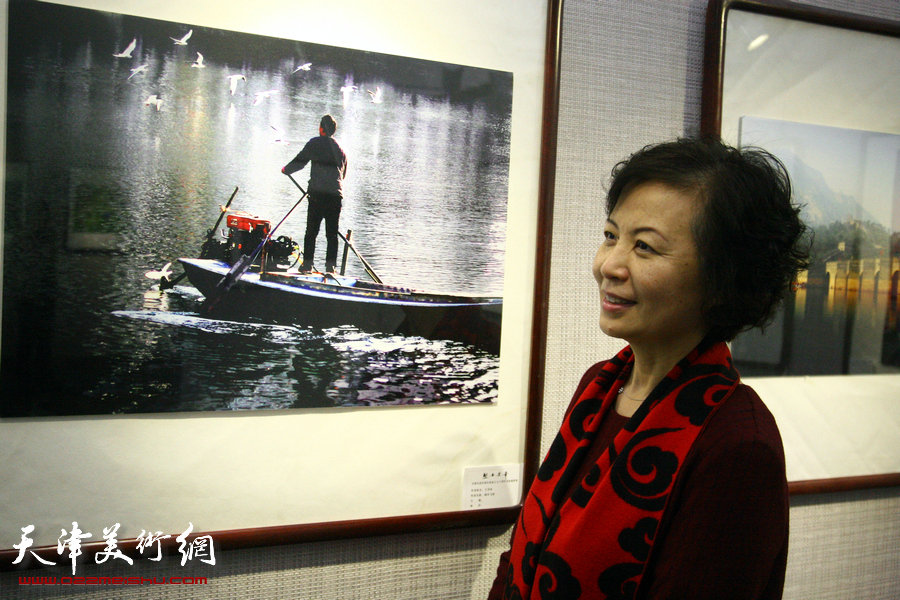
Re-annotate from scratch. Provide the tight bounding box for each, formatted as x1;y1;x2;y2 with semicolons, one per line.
489;363;789;599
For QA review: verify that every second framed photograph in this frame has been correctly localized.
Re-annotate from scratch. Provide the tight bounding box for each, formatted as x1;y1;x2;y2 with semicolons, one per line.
702;0;900;491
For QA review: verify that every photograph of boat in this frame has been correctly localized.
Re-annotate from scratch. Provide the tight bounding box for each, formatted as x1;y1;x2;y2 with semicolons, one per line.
1;1;512;416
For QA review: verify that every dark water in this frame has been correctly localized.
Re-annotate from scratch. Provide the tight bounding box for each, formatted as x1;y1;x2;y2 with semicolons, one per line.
733;265;900;376
1;2;511;416
111;292;499;412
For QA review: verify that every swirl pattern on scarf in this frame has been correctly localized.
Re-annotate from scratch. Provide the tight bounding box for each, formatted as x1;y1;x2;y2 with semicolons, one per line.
502;341;739;599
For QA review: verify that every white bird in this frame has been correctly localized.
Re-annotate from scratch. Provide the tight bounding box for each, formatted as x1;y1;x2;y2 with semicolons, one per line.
170;29;192;45
127;64;148;80
227;74;246;95
144;95;163;110
292;62;312;73
191;52;205;68
113;38;136;58
252;89;279;106
367;86;383;104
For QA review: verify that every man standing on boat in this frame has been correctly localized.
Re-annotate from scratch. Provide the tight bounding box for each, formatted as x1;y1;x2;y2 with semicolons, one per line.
281;114;348;274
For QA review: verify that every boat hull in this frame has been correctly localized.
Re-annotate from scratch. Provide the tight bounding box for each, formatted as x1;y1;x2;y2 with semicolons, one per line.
178;259;502;353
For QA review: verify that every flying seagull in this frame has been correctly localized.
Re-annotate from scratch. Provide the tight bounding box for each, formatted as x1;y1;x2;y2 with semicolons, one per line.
292;62;312;74
113;38;136;58
170;29;192;45
144;95;162;110
191;52;205;68
367;86;383;104
128;64;148;80
253;89;279;106
227;74;246;95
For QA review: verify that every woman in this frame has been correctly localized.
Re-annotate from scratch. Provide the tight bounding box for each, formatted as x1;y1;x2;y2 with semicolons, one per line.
489;138;809;600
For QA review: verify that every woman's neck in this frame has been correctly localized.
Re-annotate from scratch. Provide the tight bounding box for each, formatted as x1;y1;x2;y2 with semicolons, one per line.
616;332;708;417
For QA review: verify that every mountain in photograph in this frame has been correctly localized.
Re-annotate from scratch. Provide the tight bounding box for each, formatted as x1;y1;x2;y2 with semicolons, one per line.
784;151;883;229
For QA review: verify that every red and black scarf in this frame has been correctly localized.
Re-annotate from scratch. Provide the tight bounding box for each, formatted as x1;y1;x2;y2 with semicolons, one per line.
502;341;740;599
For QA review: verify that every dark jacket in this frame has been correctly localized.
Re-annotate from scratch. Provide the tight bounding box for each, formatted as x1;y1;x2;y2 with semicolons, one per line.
283;135;347;198
489;357;789;600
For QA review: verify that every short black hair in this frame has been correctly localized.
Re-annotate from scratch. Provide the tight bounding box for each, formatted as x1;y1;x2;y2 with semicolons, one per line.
606;137;810;342
320;114;337;136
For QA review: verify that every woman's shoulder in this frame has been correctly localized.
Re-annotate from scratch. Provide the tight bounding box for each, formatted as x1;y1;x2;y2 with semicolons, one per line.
645;386;789;600
691;383;786;467
713;384;781;435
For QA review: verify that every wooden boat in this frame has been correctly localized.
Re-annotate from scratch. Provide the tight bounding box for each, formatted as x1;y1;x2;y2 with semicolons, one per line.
161;186;502;352
178;258;502;353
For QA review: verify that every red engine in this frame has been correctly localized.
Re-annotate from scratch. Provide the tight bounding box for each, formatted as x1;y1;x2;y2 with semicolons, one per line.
222;212;297;270
226;213;271;236
200;210;298;270
226;212;270;262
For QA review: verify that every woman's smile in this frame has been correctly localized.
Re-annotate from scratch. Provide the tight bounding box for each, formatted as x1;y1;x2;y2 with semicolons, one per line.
601;291;635;311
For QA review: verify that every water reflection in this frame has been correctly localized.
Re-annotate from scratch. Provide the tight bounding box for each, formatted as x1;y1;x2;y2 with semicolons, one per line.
733;240;900;376
109;306;498;413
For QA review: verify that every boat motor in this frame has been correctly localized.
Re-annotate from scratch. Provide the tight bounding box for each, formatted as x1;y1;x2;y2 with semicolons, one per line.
209;212;298;270
226;213;269;263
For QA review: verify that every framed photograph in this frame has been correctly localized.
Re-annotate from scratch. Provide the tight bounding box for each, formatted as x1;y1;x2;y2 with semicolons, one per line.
702;0;900;492
0;0;562;560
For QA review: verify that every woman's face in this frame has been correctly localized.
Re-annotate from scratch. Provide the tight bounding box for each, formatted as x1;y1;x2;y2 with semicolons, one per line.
592;181;708;350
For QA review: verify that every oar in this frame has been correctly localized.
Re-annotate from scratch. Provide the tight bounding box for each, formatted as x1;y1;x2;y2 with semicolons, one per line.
283;173;384;284
156;186;239;290
337;231;383;283
200;186;240;258
201;181;308;313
